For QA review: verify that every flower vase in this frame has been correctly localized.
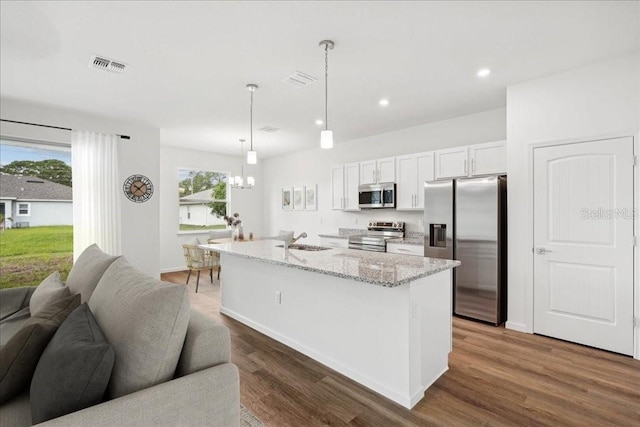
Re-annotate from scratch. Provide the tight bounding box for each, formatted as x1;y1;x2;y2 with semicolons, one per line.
237;225;244;241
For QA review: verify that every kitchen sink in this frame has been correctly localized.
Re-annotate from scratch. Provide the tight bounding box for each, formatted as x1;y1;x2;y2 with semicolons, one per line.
275;244;332;251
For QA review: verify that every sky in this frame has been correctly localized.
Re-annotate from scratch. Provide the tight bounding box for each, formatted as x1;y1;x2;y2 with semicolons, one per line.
0;141;71;166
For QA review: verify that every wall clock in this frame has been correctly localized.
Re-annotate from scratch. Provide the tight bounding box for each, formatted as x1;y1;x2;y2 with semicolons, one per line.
123;174;154;203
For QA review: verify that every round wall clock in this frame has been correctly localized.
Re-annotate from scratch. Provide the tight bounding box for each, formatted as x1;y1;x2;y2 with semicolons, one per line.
123;174;154;203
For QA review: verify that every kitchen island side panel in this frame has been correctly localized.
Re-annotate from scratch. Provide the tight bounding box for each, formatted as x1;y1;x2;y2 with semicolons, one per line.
219;253;451;408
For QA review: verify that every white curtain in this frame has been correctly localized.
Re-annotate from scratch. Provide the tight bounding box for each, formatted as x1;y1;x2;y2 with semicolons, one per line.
71;130;121;259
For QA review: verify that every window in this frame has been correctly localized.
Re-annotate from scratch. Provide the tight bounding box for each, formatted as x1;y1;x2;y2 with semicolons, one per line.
17;203;30;216
178;169;228;232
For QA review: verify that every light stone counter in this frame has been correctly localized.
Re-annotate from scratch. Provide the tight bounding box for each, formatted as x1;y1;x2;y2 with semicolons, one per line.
201;240;459;287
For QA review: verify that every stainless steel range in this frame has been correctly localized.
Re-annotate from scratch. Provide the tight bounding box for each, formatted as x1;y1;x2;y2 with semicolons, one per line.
348;221;405;252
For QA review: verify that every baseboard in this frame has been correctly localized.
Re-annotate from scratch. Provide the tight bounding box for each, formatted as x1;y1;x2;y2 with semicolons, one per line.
160;267;188;274
220;306;419;409
505;321;530;333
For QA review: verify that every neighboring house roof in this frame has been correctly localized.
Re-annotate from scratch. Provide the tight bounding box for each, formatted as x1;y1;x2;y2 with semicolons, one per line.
179;188;216;204
0;175;73;201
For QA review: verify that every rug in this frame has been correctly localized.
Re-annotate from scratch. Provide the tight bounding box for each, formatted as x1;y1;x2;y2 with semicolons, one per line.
241;404;264;426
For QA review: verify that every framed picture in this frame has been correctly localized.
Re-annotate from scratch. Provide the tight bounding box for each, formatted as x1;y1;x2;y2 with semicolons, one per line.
293;186;304;211
304;185;317;211
282;187;292;210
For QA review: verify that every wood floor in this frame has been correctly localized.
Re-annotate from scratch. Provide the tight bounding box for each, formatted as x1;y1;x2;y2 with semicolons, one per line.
162;271;640;427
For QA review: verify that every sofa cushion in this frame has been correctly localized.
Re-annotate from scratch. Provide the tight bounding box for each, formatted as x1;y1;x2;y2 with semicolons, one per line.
0;287;36;321
0;391;31;427
66;244;120;303
0;307;31;346
30;303;115;424
0;293;80;403
88;257;191;399
29;272;70;316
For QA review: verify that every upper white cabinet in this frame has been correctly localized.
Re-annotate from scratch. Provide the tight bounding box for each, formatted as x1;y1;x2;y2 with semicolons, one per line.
468;140;506;176
331;163;360;211
434;146;469;179
360;157;395;184
434;141;506;180
396;151;434;210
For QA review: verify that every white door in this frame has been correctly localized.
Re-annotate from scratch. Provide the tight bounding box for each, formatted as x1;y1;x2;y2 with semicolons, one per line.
396;155;418;209
415;151;434;209
533;137;634;355
344;163;360;211
331;166;344;210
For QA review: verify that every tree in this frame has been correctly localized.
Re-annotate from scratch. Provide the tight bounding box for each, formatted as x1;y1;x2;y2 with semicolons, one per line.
178;171;226;196
209;181;227;218
0;159;72;187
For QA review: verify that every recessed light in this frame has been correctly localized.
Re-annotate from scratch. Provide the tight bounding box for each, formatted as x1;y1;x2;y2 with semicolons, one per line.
476;68;491;78
315;119;324;125
378;98;389;107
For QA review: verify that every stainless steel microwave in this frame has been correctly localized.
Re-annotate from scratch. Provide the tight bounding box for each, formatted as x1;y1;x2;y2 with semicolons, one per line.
358;183;396;209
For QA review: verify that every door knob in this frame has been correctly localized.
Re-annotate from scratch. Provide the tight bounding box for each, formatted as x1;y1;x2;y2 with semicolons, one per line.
535;247;552;254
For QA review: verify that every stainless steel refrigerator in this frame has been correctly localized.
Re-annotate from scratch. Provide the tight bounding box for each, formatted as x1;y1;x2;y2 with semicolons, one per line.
424;176;507;325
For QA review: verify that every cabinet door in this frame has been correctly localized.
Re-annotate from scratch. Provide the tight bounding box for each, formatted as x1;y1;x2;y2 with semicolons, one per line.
395;155;418;210
387;243;424;257
360;160;377;185
331;165;345;210
470;140;506;176
415;151;434;208
377;157;396;183
435;146;469;179
344;163;360;211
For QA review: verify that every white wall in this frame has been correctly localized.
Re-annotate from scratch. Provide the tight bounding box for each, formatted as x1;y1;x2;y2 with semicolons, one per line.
505;53;640;357
0;97;161;277
159;146;264;272
262;108;506;244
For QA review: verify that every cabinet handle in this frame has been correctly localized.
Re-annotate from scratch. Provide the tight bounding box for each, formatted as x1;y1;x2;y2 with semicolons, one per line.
372;170;376;182
472;158;475;174
464;159;468;174
397;248;412;252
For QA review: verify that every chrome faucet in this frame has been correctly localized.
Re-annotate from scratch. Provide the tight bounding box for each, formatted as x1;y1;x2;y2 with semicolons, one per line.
290;232;308;245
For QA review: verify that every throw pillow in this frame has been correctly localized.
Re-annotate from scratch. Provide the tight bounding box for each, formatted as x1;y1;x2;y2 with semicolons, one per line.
66;244;120;303
29;272;70;316
88;257;190;399
30;303;114;424
0;293;80;403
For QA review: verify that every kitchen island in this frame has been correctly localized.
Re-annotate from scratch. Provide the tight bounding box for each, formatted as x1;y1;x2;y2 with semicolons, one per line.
201;240;460;409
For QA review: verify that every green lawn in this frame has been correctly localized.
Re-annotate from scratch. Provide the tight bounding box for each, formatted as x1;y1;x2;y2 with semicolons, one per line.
0;226;73;288
179;224;226;231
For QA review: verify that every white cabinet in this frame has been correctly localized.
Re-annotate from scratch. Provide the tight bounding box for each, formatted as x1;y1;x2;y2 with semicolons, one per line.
320;237;348;249
387;243;423;257
360;157;395;185
396;151;434;210
469;140;506;176
331;163;360;211
434;146;469;179
434;141;506;180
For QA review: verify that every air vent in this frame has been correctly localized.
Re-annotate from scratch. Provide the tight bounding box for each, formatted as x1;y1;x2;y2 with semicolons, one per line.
89;55;128;74
259;126;279;133
283;71;317;88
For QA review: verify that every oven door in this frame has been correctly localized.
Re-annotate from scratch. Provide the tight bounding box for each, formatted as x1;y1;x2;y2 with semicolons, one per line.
358;185;383;208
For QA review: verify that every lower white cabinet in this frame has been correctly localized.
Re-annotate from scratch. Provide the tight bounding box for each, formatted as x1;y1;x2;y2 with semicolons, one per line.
387;243;424;257
320;237;349;249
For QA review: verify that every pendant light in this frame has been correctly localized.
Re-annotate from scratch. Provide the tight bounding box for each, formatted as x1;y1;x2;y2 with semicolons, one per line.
319;40;335;149
229;139;254;189
246;83;258;164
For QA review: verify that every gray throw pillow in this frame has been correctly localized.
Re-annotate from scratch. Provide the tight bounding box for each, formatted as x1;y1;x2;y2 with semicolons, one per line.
66;244;120;303
0;293;80;403
30;303;114;424
88;257;190;399
29;272;70;316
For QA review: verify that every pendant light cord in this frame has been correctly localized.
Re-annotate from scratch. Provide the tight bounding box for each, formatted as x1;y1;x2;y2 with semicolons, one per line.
324;44;329;130
250;90;254;151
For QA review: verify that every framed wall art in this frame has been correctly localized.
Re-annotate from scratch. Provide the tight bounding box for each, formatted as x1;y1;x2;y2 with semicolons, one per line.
304;185;317;211
293;186;304;211
282;187;292;210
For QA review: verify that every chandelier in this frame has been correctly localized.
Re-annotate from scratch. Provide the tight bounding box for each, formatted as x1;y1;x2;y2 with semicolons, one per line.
229;139;254;189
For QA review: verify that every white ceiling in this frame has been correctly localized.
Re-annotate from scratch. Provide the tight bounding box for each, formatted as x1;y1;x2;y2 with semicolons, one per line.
1;1;638;159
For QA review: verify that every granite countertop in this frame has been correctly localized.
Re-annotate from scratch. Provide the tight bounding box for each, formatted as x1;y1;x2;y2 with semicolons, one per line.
201;240;459;287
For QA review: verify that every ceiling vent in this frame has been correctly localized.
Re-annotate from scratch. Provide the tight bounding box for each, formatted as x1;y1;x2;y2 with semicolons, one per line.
259;126;279;133
89;55;127;74
283;71;317;88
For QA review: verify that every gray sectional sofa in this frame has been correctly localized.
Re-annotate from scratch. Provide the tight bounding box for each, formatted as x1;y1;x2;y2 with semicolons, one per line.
0;244;240;426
